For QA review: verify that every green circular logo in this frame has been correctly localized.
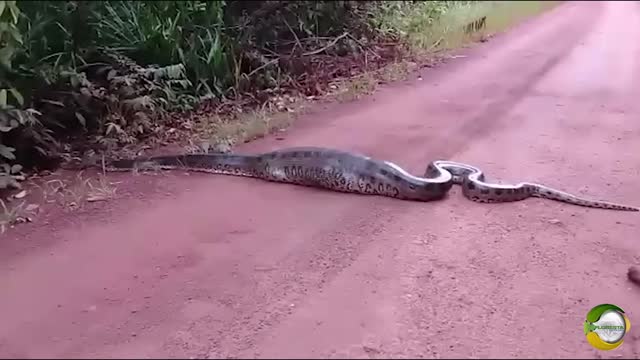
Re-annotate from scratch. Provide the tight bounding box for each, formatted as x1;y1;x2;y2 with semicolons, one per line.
584;303;631;351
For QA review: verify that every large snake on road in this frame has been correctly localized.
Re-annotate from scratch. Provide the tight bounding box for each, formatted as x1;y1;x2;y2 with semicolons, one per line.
106;146;639;211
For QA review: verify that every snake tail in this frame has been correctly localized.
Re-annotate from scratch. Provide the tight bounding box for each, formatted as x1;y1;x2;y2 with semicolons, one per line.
452;166;639;211
526;183;639;211
108;154;260;177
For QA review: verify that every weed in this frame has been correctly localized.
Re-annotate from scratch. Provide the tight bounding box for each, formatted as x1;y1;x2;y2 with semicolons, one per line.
0;198;39;234
34;172;118;210
86;175;118;203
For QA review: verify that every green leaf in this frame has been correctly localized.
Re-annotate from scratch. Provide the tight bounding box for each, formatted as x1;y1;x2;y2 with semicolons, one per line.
0;1;6;19
0;89;7;109
25;108;42;116
8;87;22;106
0;143;15;160
0;112;10;131
75;112;87;127
40;99;65;108
7;23;22;44
0;174;21;189
10;163;21;174
0;45;13;69
70;75;79;88
7;1;18;24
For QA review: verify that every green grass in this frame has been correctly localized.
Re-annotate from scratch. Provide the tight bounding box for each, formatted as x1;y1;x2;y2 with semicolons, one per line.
481;1;561;34
393;1;562;52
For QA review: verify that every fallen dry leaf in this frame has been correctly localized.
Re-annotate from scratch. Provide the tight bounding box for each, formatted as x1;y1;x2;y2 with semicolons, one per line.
14;190;27;199
25;204;40;212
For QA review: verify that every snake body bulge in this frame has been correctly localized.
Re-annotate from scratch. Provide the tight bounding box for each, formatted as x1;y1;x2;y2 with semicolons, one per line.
109;147;455;201
108;146;639;211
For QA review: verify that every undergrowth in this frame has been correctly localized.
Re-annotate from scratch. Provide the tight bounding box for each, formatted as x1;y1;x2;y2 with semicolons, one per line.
0;0;558;203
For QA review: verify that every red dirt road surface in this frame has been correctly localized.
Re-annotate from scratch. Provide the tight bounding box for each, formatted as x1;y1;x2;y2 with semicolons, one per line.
2;1;640;358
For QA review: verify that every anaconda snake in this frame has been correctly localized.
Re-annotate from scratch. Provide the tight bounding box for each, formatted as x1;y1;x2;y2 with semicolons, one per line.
105;146;639;211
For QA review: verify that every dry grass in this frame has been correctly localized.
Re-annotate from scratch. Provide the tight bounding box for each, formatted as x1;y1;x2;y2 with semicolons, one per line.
376;61;418;83
327;59;419;103
33;172;118;209
186;97;303;153
0;172;119;233
330;72;379;103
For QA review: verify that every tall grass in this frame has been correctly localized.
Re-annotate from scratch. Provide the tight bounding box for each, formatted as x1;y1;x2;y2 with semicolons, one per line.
91;1;233;97
371;1;560;52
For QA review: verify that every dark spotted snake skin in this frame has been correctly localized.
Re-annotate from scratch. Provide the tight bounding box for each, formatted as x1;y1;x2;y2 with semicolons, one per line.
107;146;639;211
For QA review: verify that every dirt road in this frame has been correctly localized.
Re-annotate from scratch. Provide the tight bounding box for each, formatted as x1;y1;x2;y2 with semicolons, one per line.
2;1;640;358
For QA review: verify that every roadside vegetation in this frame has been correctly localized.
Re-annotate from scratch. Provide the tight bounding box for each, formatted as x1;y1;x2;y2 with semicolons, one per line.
0;0;558;232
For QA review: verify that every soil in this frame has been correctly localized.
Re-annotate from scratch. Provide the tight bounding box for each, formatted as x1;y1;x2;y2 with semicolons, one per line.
2;1;640;358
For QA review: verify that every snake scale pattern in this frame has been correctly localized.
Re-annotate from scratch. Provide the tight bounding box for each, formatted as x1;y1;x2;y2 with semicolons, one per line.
107;146;639;211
